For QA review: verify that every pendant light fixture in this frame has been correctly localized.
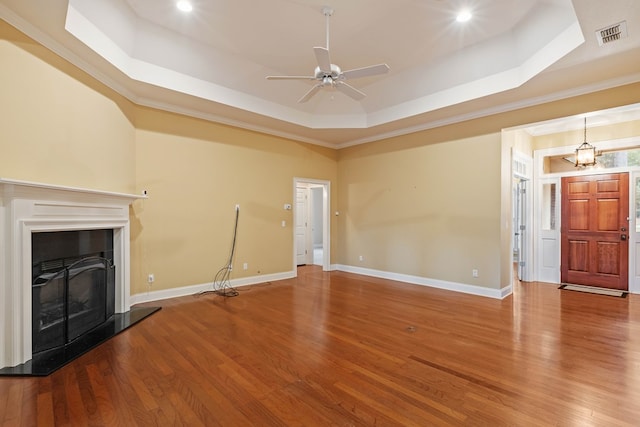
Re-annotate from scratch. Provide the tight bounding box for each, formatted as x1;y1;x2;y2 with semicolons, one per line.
575;117;596;167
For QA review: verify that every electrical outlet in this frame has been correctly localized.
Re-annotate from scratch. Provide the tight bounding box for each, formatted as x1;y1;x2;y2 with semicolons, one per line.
243;262;248;270
359;255;364;261
472;269;479;278
147;273;155;284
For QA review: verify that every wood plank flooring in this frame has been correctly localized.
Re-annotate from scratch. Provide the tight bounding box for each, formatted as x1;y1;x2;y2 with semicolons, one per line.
2;266;640;425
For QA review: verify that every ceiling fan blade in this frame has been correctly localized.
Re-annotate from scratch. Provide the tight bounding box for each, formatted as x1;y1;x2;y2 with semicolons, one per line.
266;75;316;80
298;84;323;103
341;63;390;80
335;81;366;101
314;47;332;74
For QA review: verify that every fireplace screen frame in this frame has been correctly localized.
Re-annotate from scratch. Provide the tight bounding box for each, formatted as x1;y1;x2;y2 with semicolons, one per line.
32;254;116;355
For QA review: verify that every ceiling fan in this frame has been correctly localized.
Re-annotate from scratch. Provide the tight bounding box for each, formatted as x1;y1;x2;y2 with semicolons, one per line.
266;6;390;103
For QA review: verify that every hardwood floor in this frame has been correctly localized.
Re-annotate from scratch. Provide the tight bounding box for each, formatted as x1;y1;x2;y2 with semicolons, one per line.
2;266;640;426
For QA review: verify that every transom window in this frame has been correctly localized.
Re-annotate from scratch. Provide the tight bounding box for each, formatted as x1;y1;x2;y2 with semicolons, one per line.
544;147;640;173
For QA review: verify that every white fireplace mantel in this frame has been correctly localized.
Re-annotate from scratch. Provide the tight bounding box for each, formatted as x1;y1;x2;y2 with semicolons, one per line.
0;178;144;369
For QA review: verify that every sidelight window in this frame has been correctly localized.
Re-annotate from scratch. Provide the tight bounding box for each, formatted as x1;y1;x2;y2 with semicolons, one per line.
541;183;557;231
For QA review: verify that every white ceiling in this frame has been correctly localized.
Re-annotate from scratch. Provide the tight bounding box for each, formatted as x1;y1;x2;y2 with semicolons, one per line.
1;0;640;147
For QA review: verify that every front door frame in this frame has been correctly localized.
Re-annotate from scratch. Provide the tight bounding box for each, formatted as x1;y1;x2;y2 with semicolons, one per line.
533;136;640;293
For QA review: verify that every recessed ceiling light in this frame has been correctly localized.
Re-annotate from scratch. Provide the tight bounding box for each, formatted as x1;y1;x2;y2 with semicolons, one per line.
456;9;472;23
176;0;193;12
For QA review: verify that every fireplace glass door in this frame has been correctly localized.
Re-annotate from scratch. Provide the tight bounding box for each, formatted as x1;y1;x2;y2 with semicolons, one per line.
32;257;115;353
31;229;115;354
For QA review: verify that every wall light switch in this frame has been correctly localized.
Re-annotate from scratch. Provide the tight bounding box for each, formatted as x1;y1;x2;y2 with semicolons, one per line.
282;220;286;227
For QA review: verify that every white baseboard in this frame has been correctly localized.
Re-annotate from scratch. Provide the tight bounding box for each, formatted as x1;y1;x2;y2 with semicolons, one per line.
334;264;512;299
130;265;512;305
130;270;296;305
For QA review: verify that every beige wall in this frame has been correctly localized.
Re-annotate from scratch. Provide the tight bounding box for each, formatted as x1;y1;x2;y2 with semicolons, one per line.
131;108;337;294
0;21;136;193
338;131;503;289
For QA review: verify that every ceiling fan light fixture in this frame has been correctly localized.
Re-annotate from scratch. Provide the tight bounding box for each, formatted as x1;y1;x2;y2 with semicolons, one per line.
265;6;390;103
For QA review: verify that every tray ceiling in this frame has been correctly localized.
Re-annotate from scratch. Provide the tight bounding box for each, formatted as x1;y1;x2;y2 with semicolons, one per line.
1;0;640;147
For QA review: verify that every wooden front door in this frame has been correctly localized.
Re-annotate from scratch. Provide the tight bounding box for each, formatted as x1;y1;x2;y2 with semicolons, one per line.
561;173;629;290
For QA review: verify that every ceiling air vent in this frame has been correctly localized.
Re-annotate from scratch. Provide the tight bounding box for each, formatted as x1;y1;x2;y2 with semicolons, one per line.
595;21;628;46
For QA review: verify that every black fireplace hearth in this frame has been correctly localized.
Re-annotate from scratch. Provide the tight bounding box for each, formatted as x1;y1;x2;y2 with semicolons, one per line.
0;228;159;377
0;306;160;376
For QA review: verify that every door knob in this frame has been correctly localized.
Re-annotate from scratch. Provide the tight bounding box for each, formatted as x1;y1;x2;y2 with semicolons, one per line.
621;234;628;241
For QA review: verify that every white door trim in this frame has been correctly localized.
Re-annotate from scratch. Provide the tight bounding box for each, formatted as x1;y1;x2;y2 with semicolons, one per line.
293;178;331;274
512;151;533;282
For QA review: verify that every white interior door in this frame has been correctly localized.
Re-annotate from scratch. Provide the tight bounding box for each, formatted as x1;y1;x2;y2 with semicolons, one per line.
295;187;311;265
514;178;528;279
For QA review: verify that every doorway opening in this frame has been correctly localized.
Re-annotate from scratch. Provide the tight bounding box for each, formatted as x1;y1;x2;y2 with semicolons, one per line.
513;178;528;281
531;135;640;293
293;178;330;273
511;152;533;284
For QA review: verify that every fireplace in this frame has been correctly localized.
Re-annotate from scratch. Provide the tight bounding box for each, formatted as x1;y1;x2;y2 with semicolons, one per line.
0;178;146;371
31;229;116;355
